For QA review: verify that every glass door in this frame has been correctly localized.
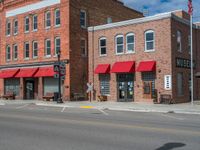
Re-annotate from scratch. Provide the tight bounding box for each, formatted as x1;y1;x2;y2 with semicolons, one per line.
117;74;134;102
25;80;34;100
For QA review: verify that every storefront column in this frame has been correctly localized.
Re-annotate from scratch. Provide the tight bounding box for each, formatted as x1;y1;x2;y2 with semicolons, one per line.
19;78;24;99
38;77;43;100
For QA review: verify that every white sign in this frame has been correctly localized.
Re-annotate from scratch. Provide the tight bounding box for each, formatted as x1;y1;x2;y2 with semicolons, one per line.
54;65;59;72
164;75;172;90
87;83;93;93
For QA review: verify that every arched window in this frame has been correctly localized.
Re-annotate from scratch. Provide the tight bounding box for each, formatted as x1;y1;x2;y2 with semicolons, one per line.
115;35;124;54
126;33;135;53
145;30;155;51
99;37;107;56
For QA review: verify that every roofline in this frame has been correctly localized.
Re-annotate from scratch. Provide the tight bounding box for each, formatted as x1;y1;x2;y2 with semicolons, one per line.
88;10;200;32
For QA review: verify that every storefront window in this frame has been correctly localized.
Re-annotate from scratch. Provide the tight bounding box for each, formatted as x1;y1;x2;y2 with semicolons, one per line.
4;79;20;96
99;74;110;95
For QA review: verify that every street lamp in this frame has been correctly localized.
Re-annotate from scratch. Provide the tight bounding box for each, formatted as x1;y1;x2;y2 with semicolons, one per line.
57;49;63;103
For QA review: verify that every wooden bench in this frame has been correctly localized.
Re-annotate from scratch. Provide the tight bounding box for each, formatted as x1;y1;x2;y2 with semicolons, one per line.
43;93;54;101
159;94;174;104
73;93;85;101
97;95;107;102
2;91;15;100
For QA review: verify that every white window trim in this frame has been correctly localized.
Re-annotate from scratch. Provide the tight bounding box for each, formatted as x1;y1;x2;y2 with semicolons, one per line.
24;16;29;33
54;37;60;56
24;42;30;59
126;33;135;54
99;37;107;56
32;14;38;31
45;39;51;57
177;30;182;52
13;44;18;60
6;45;11;61
13;19;18;35
115;35;124;55
6;21;11;36
45;11;51;29
81;38;87;57
145;30;155;52
32;41;38;58
80;10;87;28
54;9;60;27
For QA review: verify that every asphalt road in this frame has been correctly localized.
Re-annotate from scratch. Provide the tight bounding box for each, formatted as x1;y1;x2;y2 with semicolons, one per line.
0;104;200;150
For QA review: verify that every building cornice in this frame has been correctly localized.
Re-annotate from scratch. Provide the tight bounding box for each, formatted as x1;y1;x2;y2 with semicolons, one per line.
88;10;200;32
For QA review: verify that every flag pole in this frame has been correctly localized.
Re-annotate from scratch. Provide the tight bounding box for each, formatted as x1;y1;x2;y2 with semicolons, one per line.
190;14;194;106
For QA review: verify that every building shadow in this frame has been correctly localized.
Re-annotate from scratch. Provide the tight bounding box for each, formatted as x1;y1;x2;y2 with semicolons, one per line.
155;142;186;150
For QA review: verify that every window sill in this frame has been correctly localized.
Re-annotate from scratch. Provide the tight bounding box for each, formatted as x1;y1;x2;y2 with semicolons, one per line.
54;25;61;28
53;55;58;58
126;51;135;54
144;49;155;53
33;56;38;59
32;29;38;32
13;33;18;36
115;53;124;56
6;35;11;37
44;55;51;58
45;27;51;30
24;58;30;60
100;54;107;57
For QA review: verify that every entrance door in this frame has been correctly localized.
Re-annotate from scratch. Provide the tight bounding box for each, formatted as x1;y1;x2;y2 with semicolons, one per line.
25;80;34;99
117;74;134;102
143;81;155;99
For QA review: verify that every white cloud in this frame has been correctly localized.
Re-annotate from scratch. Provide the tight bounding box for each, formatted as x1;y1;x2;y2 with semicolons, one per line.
122;0;200;22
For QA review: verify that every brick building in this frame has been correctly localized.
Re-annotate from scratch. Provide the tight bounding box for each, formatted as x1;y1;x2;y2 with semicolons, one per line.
88;10;200;103
0;0;143;100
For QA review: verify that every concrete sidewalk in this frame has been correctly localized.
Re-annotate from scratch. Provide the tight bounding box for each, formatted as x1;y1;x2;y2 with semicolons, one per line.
1;99;200;115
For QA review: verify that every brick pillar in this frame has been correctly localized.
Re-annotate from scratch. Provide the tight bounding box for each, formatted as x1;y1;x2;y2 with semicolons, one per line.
38;77;43;100
19;78;24;99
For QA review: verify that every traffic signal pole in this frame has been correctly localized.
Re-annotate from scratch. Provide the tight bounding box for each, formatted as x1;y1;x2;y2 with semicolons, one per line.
57;50;63;103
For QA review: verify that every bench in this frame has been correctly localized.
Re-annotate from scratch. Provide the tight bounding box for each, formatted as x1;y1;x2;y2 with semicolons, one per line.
43;93;54;101
97;95;107;102
2;91;15;100
73;93;85;101
159;94;174;104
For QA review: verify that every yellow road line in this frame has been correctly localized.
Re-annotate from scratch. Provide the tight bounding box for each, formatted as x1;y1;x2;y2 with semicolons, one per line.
80;106;94;109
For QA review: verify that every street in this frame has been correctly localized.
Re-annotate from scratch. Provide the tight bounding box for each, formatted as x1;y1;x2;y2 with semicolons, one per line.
0;104;200;150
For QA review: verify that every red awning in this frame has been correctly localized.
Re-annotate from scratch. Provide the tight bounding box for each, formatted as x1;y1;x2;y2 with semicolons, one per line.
34;67;54;77
111;61;135;73
137;61;156;72
0;69;19;78
15;68;39;78
95;64;110;74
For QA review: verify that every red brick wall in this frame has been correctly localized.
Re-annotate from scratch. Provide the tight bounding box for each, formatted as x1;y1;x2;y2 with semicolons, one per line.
88;18;173;103
69;0;143;98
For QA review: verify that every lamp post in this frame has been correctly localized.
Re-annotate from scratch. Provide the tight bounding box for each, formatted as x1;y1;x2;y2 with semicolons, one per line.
57;50;63;103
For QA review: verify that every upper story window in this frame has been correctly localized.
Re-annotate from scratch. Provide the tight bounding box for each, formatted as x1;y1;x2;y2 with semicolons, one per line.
6;45;11;61
33;15;38;31
45;39;51;56
33;41;38;58
99;37;107;56
6;20;11;36
24;42;30;59
81;38;87;56
24;16;30;33
13;44;18;60
126;33;135;53
80;10;86;28
115;35;124;54
55;37;60;55
13;19;18;35
55;9;61;26
145;30;155;51
45;11;51;28
177;30;182;52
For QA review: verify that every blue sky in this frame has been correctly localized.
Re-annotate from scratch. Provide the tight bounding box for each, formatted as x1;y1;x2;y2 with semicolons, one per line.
123;0;200;22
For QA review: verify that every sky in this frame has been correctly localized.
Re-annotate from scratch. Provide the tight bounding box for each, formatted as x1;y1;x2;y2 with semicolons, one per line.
123;0;200;22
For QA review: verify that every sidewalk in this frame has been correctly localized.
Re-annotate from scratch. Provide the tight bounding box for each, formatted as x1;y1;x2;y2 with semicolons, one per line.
1;99;200;115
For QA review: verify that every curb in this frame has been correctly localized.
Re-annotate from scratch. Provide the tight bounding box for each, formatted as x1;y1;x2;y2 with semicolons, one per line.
35;103;200;115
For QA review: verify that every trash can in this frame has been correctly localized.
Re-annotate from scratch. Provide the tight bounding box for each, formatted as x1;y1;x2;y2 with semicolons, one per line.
53;92;59;101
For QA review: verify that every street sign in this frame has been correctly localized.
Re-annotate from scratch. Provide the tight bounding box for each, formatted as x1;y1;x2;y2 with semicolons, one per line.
87;83;93;93
54;64;60;72
54;74;59;79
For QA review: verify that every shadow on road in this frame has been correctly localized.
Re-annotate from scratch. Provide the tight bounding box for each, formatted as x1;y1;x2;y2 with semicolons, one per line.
155;142;186;150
